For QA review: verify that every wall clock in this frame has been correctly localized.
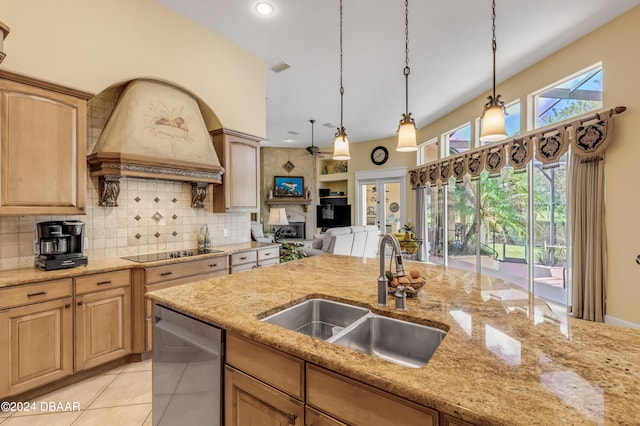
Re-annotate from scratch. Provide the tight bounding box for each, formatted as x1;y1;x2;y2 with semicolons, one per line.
371;146;389;165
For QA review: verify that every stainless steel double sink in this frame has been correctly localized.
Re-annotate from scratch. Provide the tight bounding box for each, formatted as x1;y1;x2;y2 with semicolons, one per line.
260;298;446;368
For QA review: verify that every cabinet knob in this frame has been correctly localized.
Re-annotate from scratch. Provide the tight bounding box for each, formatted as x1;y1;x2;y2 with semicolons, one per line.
65;304;71;309
77;301;83;306
287;414;297;425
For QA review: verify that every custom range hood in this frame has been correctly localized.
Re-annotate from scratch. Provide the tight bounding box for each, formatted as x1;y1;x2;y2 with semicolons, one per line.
88;79;224;208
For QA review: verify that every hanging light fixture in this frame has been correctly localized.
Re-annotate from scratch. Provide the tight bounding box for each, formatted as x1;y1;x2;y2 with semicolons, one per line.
479;0;507;142
332;0;350;160
396;0;417;152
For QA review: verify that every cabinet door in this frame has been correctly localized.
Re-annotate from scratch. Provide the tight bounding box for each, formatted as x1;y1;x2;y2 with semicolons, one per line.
225;365;304;426
0;297;73;398
0;77;87;215
210;129;261;213
75;286;131;371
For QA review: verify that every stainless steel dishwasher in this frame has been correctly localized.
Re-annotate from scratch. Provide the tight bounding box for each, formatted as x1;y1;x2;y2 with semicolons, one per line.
153;304;223;426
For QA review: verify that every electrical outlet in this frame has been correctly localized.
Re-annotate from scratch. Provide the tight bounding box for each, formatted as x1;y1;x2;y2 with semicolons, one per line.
223;228;229;237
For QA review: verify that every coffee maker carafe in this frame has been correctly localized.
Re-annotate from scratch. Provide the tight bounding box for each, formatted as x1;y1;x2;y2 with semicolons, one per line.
36;220;88;270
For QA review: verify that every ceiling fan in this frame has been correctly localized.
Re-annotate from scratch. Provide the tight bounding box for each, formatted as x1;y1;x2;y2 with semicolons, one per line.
304;119;330;158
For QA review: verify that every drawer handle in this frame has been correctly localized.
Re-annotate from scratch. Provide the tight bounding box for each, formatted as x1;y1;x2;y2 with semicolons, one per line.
239;256;247;260
264;252;271;256
27;290;48;298
209;263;218;268
96;280;112;285
160;272;174;276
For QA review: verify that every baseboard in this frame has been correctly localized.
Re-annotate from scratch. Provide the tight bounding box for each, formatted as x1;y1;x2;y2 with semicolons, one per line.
605;315;640;329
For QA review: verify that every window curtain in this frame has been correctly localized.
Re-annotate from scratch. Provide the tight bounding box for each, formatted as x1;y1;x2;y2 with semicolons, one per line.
415;187;427;261
568;151;607;321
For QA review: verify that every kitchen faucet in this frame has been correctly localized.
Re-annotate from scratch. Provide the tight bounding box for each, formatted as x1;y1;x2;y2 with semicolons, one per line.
378;233;406;307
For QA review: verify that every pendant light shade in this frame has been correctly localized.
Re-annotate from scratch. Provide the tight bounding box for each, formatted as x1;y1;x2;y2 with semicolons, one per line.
479;0;507;142
397;114;417;152
480;101;506;142
396;0;417;152
332;0;351;160
332;128;350;160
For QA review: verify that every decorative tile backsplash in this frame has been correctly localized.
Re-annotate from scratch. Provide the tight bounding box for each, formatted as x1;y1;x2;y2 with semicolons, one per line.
0;85;250;271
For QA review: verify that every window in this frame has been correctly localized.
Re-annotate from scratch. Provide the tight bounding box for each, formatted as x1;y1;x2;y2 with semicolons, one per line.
422;66;604;307
445;123;471;156
532;64;602;128
417;137;438;166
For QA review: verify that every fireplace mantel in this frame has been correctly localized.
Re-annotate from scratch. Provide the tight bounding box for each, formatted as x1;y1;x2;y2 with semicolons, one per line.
266;197;312;212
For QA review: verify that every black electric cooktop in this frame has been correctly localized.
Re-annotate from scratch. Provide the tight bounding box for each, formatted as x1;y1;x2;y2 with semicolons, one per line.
121;248;224;263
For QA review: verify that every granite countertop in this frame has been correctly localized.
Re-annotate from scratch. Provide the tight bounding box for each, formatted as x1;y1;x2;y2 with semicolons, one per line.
0;241;279;288
146;254;640;426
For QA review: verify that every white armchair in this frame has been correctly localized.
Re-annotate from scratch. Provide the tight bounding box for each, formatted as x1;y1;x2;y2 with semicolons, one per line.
250;222;274;243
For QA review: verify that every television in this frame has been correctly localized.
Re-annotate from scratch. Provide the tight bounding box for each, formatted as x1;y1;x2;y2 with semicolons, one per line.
316;204;352;230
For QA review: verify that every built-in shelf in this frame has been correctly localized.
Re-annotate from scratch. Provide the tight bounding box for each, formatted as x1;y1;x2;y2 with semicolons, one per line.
318;172;348;182
266;197;312;212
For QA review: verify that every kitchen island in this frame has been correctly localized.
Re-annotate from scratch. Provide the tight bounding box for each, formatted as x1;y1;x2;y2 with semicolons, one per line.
146;254;640;425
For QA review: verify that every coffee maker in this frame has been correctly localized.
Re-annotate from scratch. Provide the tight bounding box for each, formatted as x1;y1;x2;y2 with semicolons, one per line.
36;220;88;270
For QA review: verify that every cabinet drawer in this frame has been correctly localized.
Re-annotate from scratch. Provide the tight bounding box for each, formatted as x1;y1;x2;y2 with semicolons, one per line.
0;279;72;310
185;257;229;275
258;247;279;261
306;364;438;426
75;270;130;295
230;250;257;266
258;258;280;268
230;263;255;274
227;333;304;400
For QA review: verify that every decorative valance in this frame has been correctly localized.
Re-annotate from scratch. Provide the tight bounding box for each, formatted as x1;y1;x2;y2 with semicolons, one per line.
409;106;626;188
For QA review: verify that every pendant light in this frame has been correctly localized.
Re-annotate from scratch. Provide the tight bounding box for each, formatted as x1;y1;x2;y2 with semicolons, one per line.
396;0;417;152
332;0;350;160
479;0;507;142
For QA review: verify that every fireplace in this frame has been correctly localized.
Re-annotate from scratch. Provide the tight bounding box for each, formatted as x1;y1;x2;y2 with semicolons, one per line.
273;222;305;239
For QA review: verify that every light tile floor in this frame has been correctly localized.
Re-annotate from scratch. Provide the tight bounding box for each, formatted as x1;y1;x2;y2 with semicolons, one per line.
1;359;152;426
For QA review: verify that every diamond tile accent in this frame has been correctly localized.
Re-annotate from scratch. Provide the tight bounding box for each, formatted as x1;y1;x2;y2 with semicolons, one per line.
154;232;160;238
135;233;141;239
172;197;178;203
134;196;141;203
154;197;160;203
172;231;178;237
134;215;141;221
151;212;163;223
172;214;177;220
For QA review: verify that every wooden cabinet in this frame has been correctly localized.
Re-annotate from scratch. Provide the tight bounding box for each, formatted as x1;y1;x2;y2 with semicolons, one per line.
226;334;305;426
209;128;261;213
140;257;229;352
441;413;476;426
306;364;438;426
74;270;131;371
0;279;73;398
0;71;90;215
226;333;442;426
305;407;348;426
225;366;304;426
231;248;279;273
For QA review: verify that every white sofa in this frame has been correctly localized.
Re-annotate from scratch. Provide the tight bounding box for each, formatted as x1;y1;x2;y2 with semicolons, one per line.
303;225;380;258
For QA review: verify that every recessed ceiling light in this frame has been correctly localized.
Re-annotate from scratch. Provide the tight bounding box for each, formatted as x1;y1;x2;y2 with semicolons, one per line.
255;2;274;15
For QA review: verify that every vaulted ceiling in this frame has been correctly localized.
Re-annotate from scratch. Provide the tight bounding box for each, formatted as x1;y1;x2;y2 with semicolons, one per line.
158;0;640;149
